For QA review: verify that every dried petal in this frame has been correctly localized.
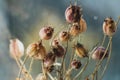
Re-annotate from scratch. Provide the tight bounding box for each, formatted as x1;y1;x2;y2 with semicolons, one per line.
9;39;24;59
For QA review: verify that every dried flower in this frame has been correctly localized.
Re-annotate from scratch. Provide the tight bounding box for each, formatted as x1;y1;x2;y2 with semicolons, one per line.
44;51;56;67
52;39;60;47
39;26;54;40
36;73;47;80
71;59;82;69
70;23;80;36
75;43;88;58
9;39;24;59
52;45;65;58
92;46;108;60
59;31;70;41
65;5;82;23
26;41;46;60
103;17;116;36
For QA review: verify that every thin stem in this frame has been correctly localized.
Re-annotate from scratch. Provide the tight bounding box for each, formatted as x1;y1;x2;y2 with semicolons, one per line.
101;35;106;46
28;58;34;73
99;40;112;80
41;60;46;78
47;72;55;80
116;16;120;29
18;55;29;80
73;57;89;80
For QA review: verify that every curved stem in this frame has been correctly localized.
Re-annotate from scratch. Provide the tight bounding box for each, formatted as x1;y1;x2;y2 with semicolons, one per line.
28;58;34;73
100;40;112;80
101;35;106;46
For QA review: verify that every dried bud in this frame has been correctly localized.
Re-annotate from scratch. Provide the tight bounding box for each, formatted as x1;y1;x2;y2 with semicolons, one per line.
103;17;116;36
39;26;54;40
52;45;65;58
52;39;60;47
71;59;81;69
59;31;70;41
36;73;47;80
92;46;108;60
75;43;88;58
26;41;46;60
65;5;82;23
79;18;87;33
44;52;56;67
9;39;24;59
70;23;80;36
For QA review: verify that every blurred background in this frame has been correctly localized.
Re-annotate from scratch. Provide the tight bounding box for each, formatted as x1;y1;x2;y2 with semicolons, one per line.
0;0;120;80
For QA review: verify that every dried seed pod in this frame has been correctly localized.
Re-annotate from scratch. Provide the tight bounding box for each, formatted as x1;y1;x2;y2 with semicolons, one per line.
75;43;88;58
79;18;87;33
44;51;56;67
103;17;116;36
52;45;65;58
36;73;47;80
39;26;54;40
44;65;54;73
26;41;46;60
70;23;80;36
52;39;60;47
71;59;81;69
9;39;24;59
92;46;108;60
65;5;82;23
59;31;70;41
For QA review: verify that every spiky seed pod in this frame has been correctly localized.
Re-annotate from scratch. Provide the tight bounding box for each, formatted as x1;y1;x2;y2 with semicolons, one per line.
39;26;54;40
71;59;82;69
65;5;82;23
70;23;80;36
59;31;70;41
36;73;47;80
9;39;24;59
52;45;65;58
75;43;88;58
43;51;56;67
92;46;108;60
103;17;116;36
26;41;46;60
79;18;87;33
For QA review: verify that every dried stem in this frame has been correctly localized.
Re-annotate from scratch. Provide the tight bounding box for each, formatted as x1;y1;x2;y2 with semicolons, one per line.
101;35;106;46
28;58;34;73
99;40;112;80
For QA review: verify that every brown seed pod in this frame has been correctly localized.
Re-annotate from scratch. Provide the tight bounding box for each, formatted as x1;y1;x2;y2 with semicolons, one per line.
65;5;82;23
92;46;108;60
36;73;47;80
71;59;82;69
43;51;56;67
103;17;116;36
9;39;24;59
26;41;46;60
59;31;70;41
75;43;88;58
51;39;60;47
79;18;87;33
52;45;65;58
70;23;80;36
39;26;54;40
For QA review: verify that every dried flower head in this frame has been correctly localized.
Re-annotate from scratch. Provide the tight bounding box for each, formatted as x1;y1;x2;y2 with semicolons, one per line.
71;59;82;69
52;45;65;58
92;46;108;60
70;23;80;36
52;39;60;47
9;39;24;59
36;73;47;80
44;51;56;67
39;26;54;40
59;31;70;41
65;5;82;23
26;41;46;60
103;17;116;36
75;43;88;58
